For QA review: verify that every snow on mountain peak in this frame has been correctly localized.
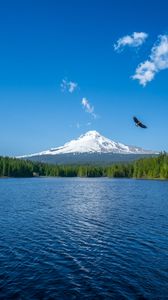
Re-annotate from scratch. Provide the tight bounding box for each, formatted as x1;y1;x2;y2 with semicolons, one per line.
20;130;157;158
80;130;101;137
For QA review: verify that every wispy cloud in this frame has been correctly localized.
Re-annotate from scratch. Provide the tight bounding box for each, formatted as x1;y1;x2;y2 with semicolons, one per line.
70;121;92;129
61;79;78;93
81;98;97;118
132;35;168;86
114;32;148;52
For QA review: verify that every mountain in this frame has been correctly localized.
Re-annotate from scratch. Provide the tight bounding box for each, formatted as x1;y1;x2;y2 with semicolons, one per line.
20;130;158;165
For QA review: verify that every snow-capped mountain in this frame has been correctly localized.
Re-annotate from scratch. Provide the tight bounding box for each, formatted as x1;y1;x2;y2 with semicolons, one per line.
21;130;156;158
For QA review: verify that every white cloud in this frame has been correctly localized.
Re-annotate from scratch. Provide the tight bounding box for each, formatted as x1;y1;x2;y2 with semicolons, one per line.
61;79;78;93
114;32;148;51
81;98;97;118
82;98;94;113
132;61;156;86
70;121;92;129
132;35;168;86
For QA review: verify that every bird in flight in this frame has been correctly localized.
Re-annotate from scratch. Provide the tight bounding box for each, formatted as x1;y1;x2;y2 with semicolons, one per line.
133;116;147;128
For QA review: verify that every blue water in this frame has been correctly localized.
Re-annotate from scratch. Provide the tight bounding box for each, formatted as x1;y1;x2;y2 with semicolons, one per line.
0;178;168;299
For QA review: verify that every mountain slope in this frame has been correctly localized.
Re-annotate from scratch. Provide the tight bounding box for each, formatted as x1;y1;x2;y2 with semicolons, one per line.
21;130;157;157
19;131;158;165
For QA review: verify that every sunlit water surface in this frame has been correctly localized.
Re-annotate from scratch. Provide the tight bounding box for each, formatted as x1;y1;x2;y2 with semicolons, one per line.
0;178;168;299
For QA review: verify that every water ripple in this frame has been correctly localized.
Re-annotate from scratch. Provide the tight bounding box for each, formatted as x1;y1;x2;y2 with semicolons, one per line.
0;178;168;299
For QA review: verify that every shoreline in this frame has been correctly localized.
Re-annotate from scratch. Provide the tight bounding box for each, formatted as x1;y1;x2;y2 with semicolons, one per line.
0;176;168;181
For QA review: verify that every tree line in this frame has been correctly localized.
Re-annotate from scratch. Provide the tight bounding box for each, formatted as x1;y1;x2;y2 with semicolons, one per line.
0;153;168;179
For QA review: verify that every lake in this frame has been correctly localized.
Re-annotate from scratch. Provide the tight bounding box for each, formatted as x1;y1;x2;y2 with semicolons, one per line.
0;178;168;299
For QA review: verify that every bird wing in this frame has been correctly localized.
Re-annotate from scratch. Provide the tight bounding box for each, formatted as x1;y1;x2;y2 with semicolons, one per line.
133;116;139;124
139;122;147;128
133;116;147;128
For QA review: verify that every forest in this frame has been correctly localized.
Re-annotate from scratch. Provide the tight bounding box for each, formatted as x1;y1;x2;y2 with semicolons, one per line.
0;154;168;179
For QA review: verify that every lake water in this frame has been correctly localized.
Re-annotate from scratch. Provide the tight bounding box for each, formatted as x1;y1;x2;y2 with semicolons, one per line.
0;178;168;299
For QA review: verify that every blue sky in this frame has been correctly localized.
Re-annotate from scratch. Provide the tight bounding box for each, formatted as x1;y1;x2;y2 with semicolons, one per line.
0;0;168;156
